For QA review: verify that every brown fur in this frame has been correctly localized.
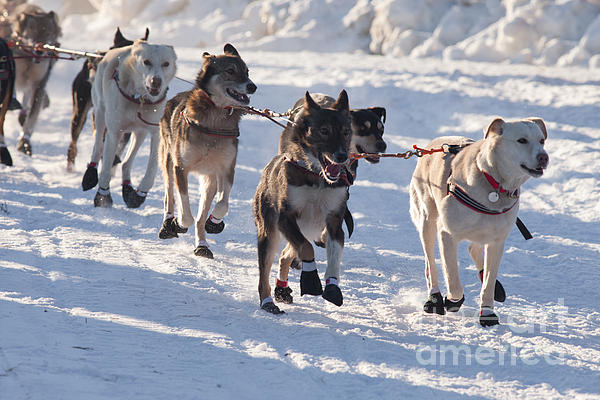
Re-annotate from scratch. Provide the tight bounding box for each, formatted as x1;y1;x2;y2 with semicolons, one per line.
159;44;256;258
10;4;61;156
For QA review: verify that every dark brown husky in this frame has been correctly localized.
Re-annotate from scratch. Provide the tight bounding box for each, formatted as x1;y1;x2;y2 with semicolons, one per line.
10;4;61;156
158;44;256;259
254;90;352;314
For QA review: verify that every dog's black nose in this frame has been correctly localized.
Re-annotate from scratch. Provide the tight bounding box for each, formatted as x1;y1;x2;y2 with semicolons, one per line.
333;151;348;164
150;76;162;89
246;82;257;94
376;140;387;153
537;152;549;167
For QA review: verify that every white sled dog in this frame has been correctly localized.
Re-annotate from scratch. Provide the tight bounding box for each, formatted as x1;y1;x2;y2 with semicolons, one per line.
409;118;549;326
81;39;176;208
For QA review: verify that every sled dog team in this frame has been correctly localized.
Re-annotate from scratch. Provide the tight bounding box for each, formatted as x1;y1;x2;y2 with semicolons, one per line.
1;22;549;327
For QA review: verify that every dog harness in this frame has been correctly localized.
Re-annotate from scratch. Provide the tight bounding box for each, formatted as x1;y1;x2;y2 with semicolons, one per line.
181;109;240;138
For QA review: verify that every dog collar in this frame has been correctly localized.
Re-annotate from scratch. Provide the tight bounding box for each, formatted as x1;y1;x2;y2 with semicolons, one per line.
112;70;166;105
482;171;518;202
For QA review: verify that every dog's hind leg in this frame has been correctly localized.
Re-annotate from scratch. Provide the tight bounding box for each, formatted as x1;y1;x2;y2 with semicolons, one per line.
136;131;159;194
258;215;283;313
120;131;153;208
82;108;105;191
193;174;218;258
206;161;235;234
67;64;92;171
274;243;296;304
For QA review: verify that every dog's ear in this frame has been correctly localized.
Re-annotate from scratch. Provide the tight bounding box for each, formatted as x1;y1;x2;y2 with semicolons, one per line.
526;118;547;139
332;89;349;113
202;52;215;64
367;107;386;123
48;11;62;37
114;27;125;43
484;118;505;139
224;43;240;57
143;27;150;41
304;91;321;112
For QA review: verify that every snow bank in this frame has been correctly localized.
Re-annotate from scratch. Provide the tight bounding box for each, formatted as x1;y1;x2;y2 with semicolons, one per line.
31;0;600;67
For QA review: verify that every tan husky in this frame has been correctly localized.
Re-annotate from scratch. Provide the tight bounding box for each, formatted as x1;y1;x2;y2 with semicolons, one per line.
409;118;549;326
158;44;256;259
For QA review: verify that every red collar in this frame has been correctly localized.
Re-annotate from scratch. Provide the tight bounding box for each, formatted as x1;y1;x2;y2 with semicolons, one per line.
483;171;518;197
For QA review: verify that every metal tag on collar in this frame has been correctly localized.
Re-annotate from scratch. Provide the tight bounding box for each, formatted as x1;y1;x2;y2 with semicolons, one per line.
488;191;499;203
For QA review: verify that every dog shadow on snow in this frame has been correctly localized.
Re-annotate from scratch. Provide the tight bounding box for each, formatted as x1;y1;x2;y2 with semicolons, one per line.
3;242;597;397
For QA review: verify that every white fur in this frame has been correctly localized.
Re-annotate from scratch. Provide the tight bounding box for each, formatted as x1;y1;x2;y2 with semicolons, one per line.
89;40;176;194
409;118;548;312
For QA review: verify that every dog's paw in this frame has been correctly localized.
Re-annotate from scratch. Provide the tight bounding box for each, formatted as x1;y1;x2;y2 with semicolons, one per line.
322;284;343;306
205;215;225;234
0;146;13;166
261;301;285;315
16;137;31;156
122;184;146;209
444;295;465;312
158;217;188;239
93;191;113;208
479;308;499;327
82;164;98;191
478;270;507;303
424;292;446;315
290;258;301;270
274;286;293;304
193;245;214;259
300;270;323;296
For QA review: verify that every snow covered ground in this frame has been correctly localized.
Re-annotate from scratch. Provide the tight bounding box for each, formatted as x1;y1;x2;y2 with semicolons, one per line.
1;1;600;399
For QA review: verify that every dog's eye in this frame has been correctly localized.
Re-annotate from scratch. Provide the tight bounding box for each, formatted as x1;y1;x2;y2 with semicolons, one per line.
319;127;330;136
540;138;545;145
226;68;235;75
143;59;152;67
517;138;528;144
162;61;170;68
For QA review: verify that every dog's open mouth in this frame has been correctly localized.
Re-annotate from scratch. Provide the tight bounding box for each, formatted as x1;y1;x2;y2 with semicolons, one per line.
521;164;544;177
356;145;380;164
147;86;161;96
226;88;250;105
320;154;343;183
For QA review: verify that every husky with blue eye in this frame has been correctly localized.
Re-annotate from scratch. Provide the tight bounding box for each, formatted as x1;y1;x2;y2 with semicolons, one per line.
254;90;352;314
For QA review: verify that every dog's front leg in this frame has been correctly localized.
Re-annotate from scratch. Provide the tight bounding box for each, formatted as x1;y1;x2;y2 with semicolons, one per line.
470;242;506;304
479;241;505;327
93;126;121;207
439;230;464;306
278;213;322;296
174;165;194;228
193;174;218;259
323;213;345;306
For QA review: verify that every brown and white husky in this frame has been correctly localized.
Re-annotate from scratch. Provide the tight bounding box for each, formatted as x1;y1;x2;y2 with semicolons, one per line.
158;44;256;259
253;90;352;314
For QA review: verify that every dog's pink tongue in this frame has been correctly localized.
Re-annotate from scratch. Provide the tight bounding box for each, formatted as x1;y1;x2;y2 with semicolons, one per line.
325;163;341;177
